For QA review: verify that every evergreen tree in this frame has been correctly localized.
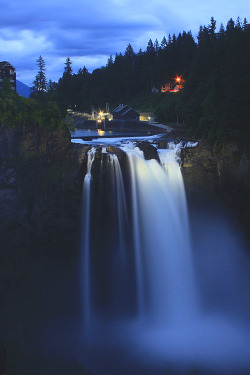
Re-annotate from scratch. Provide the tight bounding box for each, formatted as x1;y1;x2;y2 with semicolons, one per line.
208;17;216;38
227;18;235;31
106;55;114;68
235;16;242;29
154;39;160;53
243;18;248;30
147;39;155;54
161;36;167;49
125;43;135;59
32;56;47;95
63;57;73;77
78;66;89;75
219;23;225;35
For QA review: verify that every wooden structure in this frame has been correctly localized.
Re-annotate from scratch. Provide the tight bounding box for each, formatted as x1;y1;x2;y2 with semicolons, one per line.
0;61;16;91
112;105;139;120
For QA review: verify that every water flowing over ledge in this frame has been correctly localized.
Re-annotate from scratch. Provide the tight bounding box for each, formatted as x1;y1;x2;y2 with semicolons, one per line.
79;140;250;375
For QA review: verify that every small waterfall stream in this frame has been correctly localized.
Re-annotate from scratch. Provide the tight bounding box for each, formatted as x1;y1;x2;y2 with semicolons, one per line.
81;147;96;327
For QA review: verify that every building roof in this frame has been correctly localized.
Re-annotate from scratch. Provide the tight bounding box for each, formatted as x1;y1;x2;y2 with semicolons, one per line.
0;61;15;70
121;107;139;116
112;104;130;114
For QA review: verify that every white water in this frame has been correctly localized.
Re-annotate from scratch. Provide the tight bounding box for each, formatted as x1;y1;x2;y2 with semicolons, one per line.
122;144;198;324
81;147;95;327
80;141;250;375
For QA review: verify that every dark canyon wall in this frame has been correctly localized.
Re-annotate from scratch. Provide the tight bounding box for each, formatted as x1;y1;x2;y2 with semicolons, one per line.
181;141;250;242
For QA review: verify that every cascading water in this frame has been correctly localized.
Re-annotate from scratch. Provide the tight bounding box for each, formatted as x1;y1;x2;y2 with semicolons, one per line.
81;147;96;327
79;140;250;375
123;143;198;324
81;142;198;326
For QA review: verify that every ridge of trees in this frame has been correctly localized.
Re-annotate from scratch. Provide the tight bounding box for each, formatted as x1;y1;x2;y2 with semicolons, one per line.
2;16;249;143
46;16;250;143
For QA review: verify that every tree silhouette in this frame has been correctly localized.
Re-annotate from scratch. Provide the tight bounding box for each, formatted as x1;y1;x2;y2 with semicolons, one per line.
32;56;47;95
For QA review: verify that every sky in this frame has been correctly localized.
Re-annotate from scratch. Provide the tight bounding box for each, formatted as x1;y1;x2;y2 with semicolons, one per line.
0;0;249;86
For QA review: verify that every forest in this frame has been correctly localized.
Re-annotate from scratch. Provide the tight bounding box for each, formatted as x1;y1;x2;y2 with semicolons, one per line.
47;16;249;144
2;16;250;144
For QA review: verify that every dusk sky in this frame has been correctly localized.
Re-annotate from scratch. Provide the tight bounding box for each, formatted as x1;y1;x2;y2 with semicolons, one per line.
1;0;249;86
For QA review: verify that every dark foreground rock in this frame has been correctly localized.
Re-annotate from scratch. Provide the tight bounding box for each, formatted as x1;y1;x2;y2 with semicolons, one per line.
0;124;90;375
0;344;6;375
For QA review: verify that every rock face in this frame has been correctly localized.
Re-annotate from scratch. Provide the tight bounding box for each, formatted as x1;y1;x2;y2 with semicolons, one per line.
0;125;83;243
0;124;92;375
181;140;250;193
181;140;250;240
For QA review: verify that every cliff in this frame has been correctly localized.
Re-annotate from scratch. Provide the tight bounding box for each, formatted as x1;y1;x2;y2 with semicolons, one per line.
0;123;95;375
0;124;81;247
181;140;250;241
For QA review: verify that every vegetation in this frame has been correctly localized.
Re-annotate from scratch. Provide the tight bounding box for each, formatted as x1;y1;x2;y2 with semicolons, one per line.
0;77;66;130
1;16;249;144
47;16;250;144
31;55;47;96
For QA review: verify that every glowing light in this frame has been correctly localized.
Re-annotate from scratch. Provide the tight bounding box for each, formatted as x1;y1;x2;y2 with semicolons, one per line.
97;129;105;135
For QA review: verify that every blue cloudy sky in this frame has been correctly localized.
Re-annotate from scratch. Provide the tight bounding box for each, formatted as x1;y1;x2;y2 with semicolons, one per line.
0;0;249;86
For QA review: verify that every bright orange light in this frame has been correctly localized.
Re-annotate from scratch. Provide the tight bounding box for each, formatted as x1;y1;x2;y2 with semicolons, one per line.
176;76;181;82
97;129;105;135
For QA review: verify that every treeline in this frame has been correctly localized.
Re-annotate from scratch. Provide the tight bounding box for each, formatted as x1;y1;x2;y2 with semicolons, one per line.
47;16;250;143
24;16;249;143
51;31;196;111
182;17;250;142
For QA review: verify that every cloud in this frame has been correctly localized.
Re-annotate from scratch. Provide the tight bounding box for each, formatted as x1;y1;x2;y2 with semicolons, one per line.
0;0;249;84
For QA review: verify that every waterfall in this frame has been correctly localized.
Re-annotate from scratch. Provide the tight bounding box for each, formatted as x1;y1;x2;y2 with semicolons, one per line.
81;142;198;326
81;147;96;327
123;144;198;324
79;140;250;375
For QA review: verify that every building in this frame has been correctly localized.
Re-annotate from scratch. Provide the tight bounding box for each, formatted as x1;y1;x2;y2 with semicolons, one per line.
139;112;156;122
112;104;139;120
161;77;184;93
161;83;172;93
0;61;16;91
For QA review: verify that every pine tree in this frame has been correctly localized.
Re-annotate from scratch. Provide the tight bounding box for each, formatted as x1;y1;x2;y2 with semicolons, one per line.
235;16;242;29
208;17;216;38
147;39;154;54
219;23;225;35
125;43;135;59
63;57;73;77
154;39;159;53
226;18;235;31
78;66;89;75
161;36;167;49
243;18;248;30
106;55;114;68
32;56;47;95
